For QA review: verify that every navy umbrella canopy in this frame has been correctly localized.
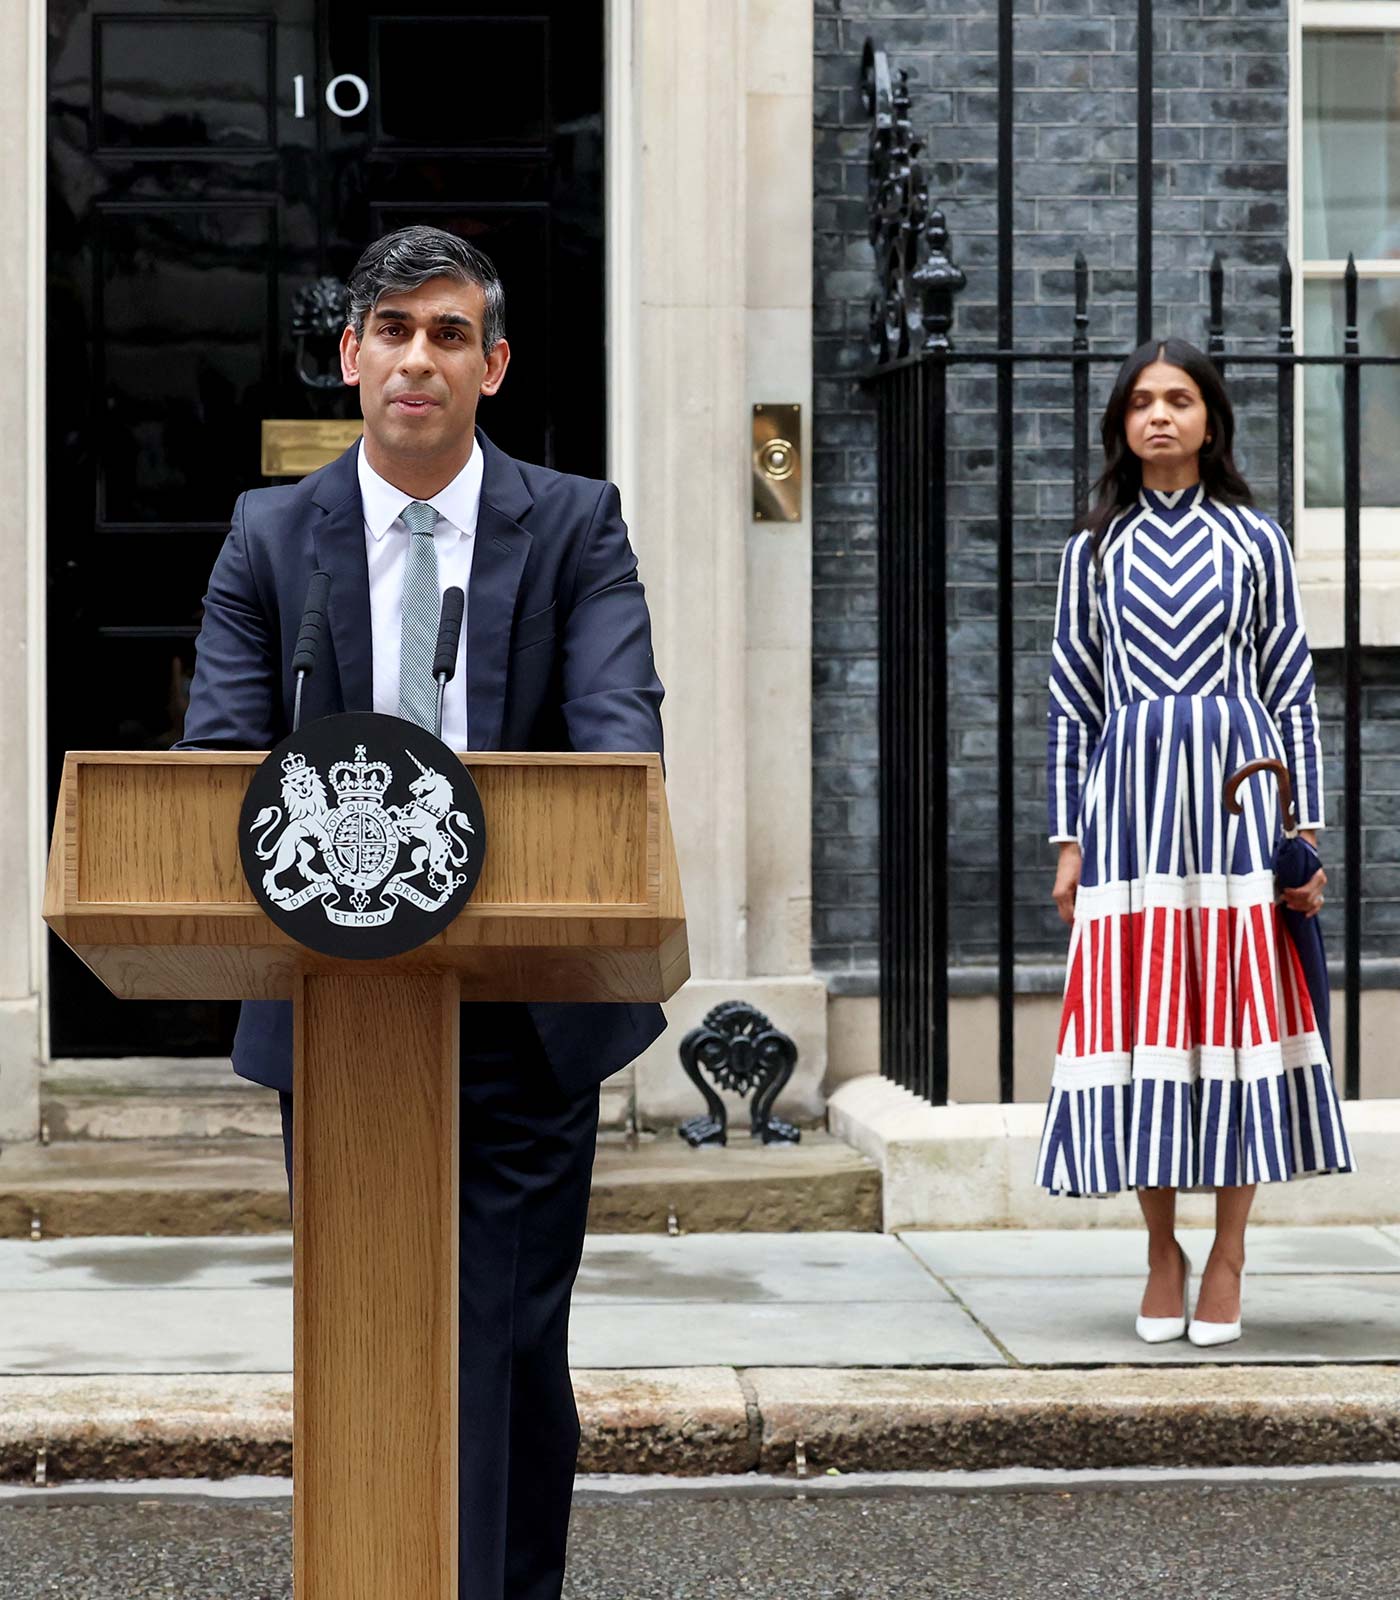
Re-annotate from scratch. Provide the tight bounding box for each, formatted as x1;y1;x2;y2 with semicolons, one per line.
1223;757;1331;1065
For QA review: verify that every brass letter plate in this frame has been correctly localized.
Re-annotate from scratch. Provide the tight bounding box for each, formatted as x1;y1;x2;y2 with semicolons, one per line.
261;419;364;478
752;403;802;522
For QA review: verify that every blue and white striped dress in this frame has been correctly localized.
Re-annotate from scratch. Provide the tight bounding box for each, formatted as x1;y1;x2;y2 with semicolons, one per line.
1036;484;1353;1196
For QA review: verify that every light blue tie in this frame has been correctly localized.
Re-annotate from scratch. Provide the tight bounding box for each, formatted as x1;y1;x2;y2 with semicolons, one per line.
398;500;440;730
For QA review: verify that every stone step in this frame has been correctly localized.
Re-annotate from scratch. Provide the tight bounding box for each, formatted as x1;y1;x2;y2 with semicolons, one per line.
40;1057;631;1141
42;1060;280;1143
0;1131;880;1239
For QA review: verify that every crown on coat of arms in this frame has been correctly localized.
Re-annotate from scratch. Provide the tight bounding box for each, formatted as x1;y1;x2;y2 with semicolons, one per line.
329;744;392;802
282;749;309;775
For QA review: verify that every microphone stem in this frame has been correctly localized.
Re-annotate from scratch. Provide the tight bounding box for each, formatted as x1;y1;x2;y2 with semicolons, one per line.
434;674;447;741
293;671;306;734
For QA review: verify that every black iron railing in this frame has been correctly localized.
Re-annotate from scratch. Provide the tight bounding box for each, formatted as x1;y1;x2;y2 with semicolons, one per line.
862;30;1394;1107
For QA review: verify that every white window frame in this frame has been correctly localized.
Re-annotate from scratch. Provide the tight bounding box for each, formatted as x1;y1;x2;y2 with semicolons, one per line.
1290;0;1400;645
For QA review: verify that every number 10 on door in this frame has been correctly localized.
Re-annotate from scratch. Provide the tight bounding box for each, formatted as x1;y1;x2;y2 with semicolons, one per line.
293;74;370;120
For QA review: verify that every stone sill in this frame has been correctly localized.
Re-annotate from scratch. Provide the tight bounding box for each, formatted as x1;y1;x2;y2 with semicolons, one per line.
1298;566;1400;651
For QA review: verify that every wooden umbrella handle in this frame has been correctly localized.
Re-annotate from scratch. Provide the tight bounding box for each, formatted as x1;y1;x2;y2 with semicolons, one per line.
1223;757;1298;833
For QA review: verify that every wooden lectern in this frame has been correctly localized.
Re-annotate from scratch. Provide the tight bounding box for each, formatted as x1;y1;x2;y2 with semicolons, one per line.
44;749;687;1597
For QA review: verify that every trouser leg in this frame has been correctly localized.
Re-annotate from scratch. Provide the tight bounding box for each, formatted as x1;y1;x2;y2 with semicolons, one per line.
457;1024;600;1600
277;1090;293;1201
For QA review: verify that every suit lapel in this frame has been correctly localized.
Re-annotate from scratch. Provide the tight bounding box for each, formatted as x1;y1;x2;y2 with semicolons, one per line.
311;449;373;713
467;504;532;751
466;432;534;751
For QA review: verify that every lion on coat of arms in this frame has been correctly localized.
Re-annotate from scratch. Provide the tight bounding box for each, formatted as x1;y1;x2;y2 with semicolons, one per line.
249;751;333;905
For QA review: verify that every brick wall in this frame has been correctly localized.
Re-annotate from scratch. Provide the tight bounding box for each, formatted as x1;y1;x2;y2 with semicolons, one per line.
813;0;1296;976
1315;653;1400;960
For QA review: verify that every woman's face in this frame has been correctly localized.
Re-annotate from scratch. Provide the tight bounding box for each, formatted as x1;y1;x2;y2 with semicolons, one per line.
1122;360;1210;472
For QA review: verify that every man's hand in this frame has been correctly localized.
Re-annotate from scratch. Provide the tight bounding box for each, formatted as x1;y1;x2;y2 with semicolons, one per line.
1053;841;1081;926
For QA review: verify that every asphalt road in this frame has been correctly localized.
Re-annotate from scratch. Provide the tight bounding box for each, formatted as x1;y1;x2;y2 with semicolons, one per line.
1;1480;1398;1598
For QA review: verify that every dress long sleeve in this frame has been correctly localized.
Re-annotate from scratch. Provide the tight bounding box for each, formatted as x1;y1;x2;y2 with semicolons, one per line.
1253;515;1325;829
1047;528;1106;842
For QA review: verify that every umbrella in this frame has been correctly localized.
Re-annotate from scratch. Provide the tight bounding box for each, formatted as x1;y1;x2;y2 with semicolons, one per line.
1223;757;1331;1065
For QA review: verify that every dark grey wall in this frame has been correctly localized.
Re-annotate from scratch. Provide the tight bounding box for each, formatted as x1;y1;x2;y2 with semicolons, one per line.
813;0;1298;977
1315;654;1400;959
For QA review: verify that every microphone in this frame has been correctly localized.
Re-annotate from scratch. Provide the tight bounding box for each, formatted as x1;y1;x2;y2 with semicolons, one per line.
432;586;465;740
291;570;332;733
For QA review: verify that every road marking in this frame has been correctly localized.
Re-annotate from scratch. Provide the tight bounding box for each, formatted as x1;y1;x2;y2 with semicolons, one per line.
6;1463;1400;1508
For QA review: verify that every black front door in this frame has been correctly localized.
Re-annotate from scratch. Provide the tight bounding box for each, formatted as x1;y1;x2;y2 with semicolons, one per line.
47;0;605;1057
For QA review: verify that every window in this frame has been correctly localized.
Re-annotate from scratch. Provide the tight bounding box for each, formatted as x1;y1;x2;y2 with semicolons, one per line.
1292;2;1400;639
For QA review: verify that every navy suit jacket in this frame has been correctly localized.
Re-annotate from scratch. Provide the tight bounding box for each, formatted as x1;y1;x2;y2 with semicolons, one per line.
178;430;668;1097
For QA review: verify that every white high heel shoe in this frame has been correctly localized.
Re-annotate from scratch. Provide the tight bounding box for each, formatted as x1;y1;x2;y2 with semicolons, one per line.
1135;1249;1191;1344
1188;1270;1244;1348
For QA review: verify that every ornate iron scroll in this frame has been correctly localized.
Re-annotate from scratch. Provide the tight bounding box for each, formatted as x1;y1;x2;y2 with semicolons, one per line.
292;276;351;390
677;1000;800;1148
861;38;966;362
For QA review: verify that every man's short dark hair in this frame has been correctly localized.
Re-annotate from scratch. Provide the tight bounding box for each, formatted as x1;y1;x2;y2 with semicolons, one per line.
347;225;506;353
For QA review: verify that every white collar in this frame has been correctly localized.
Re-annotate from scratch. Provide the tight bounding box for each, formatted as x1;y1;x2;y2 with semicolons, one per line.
357;438;485;543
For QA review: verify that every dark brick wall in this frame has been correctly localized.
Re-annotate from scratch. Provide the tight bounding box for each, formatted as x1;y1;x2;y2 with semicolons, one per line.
813;0;1299;975
1316;652;1400;959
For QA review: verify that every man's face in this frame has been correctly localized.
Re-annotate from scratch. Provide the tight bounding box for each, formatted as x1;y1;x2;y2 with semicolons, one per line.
339;276;509;462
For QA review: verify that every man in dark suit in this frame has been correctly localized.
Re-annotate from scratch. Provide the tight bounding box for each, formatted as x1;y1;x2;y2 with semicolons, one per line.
180;225;667;1599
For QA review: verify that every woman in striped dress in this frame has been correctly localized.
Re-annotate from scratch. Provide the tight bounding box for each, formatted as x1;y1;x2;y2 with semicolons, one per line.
1038;338;1350;1348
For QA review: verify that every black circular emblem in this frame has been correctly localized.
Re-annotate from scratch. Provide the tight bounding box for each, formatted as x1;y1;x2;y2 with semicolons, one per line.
239;712;486;960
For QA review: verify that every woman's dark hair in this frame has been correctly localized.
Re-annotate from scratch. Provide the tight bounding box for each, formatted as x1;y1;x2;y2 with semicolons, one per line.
1084;337;1253;564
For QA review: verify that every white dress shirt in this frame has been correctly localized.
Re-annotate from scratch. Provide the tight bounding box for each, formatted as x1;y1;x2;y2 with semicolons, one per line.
358;440;482;750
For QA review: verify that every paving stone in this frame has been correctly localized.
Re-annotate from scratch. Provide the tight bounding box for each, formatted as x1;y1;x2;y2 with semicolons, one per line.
576;1233;947;1306
945;1273;1400;1365
568;1302;1004;1370
0;1290;292;1377
0;1237;292;1293
900;1225;1400;1279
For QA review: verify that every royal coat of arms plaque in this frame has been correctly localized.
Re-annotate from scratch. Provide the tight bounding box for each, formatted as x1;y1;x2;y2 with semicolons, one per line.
238;711;486;959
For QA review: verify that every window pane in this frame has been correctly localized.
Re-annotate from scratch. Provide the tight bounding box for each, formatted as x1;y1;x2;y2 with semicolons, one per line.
1302;31;1400;260
1304;277;1400;507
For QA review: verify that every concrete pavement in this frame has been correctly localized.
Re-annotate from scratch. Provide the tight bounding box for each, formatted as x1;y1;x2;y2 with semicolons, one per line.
4;1226;1400;1479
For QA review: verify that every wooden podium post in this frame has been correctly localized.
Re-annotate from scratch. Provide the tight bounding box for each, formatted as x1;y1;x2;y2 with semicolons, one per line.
44;750;687;1599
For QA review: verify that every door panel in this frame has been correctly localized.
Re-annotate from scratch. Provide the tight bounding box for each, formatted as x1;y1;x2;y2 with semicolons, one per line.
94;17;276;150
326;0;605;474
47;0;605;1057
372;202;554;462
97;204;277;527
372;20;551;147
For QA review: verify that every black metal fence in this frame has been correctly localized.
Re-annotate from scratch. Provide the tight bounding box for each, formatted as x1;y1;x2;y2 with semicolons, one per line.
862;29;1393;1108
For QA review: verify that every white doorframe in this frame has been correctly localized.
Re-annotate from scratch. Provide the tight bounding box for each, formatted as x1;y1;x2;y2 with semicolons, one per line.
27;0;48;1072
605;0;639;532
